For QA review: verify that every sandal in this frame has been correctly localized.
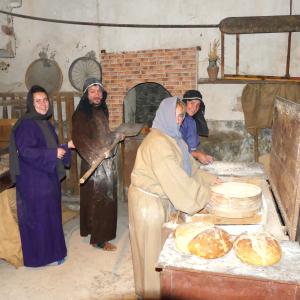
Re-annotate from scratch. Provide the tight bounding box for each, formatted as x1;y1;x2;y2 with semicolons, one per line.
92;242;117;251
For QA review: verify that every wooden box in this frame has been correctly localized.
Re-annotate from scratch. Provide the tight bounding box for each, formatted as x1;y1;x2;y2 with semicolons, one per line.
270;97;300;241
0;119;17;149
0;153;11;192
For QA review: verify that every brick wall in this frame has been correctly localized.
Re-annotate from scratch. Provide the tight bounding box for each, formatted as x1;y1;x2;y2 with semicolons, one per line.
100;47;199;129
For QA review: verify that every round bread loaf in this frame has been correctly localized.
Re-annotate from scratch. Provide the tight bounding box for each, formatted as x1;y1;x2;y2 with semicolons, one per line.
175;222;214;254
175;222;232;258
188;227;233;259
234;232;282;266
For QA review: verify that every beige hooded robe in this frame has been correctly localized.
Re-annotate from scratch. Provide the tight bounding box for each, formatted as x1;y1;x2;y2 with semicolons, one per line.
128;98;216;299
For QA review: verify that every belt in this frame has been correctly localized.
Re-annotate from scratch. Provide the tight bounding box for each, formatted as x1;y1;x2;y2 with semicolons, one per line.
132;185;168;199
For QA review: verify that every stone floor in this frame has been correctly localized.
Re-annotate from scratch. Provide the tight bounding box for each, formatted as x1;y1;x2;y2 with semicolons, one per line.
0;198;136;300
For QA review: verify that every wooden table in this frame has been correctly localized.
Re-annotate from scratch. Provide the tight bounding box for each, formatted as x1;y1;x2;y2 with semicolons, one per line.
157;237;300;300
157;161;297;299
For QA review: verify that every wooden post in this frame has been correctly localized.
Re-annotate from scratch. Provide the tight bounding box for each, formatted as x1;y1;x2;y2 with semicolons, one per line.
56;94;64;143
65;93;79;195
2;98;8;119
221;32;225;78
254;128;259;162
285;32;292;78
236;34;240;75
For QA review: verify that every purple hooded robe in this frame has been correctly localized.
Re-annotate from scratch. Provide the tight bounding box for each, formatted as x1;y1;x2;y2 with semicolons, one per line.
10;85;71;267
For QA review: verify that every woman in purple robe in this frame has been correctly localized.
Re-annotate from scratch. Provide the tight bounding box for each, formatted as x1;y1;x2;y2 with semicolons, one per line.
9;85;74;267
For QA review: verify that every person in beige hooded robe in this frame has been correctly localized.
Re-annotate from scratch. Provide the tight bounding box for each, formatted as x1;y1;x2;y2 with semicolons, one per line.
128;96;217;299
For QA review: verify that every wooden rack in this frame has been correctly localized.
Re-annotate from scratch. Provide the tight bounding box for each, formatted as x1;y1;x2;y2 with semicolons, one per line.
202;15;300;84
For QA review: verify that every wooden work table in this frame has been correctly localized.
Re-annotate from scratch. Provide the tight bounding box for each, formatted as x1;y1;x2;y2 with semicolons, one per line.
157;236;300;300
157;161;298;299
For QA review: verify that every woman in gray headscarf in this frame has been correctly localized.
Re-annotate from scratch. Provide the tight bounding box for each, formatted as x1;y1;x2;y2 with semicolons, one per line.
128;96;218;299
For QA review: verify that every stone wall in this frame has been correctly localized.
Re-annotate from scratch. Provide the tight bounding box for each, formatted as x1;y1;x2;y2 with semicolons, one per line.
200;120;272;162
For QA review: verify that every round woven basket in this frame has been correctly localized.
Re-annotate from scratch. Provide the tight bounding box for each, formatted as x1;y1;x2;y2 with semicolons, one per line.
206;182;262;218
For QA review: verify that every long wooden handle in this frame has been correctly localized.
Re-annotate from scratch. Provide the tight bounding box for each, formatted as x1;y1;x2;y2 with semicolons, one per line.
79;138;121;184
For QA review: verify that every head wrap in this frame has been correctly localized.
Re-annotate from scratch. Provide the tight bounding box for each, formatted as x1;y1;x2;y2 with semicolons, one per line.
21;85;53;120
9;85;65;183
75;77;109;118
82;77;107;97
182;89;203;102
152;96;192;176
182;89;209;137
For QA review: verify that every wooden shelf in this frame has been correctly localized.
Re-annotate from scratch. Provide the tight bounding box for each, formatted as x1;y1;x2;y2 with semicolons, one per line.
198;75;300;84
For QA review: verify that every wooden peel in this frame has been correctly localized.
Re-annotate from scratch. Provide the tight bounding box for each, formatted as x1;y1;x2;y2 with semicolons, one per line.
79;138;121;184
79;123;144;184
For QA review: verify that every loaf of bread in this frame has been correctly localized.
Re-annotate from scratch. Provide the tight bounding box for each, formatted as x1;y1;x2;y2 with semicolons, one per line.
234;232;282;266
175;222;232;259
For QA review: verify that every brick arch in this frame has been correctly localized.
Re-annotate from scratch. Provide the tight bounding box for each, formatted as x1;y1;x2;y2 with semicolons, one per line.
100;47;199;128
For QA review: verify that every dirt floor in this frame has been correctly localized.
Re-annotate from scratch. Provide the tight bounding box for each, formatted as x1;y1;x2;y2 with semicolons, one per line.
0;199;136;300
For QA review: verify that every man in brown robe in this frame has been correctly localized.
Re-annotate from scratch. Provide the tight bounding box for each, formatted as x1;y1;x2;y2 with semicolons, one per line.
72;78;119;251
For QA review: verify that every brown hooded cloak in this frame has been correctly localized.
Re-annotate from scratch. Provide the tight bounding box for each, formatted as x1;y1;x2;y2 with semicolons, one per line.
72;78;118;245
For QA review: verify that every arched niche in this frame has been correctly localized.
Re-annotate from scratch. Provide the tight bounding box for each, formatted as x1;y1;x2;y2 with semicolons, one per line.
123;82;171;127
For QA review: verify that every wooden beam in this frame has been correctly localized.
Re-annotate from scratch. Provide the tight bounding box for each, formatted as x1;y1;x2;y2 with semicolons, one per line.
220;15;300;34
199;74;300;84
224;74;300;82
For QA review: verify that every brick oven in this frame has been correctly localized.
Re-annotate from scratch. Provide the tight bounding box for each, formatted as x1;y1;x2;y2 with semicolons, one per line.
100;47;199;129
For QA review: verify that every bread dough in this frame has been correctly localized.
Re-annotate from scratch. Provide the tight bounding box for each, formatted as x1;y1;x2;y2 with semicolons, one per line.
207;182;262;218
211;182;262;198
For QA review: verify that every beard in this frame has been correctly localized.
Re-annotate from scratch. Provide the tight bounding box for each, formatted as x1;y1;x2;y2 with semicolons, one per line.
88;98;102;106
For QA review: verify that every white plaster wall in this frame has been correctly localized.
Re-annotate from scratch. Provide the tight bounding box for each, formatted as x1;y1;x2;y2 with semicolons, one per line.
98;0;290;52
0;0;299;121
98;0;299;120
0;0;100;92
